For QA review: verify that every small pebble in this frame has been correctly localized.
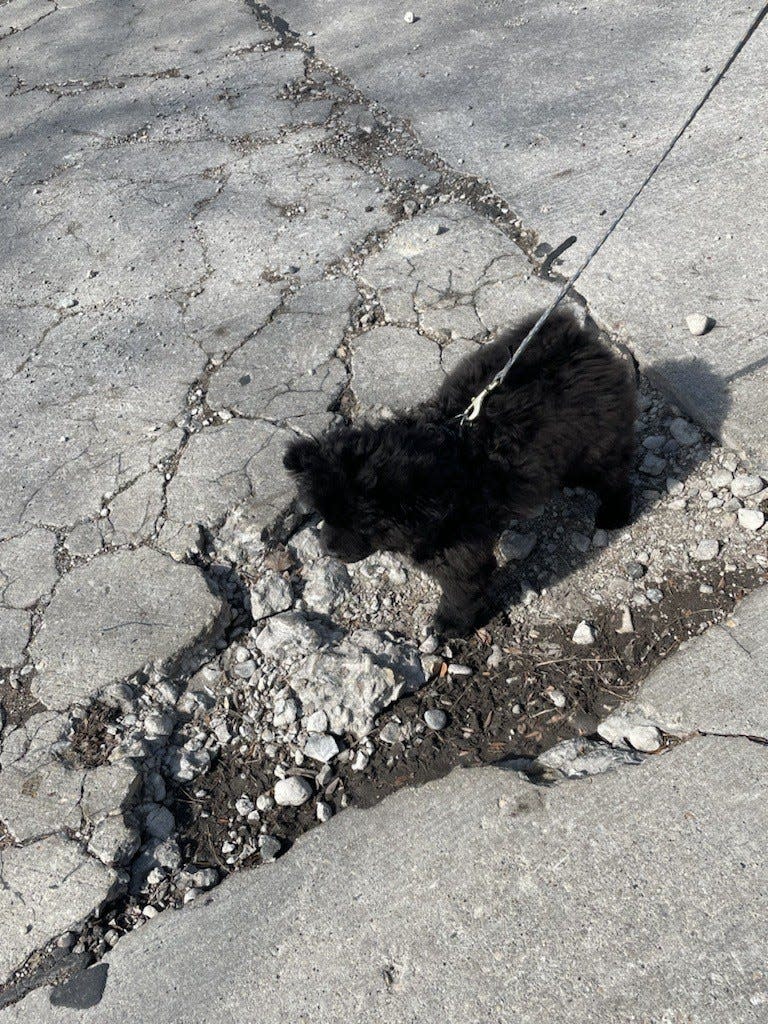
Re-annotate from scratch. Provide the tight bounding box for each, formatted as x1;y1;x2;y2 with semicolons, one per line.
403;10;416;23
616;605;634;634
547;689;566;709
731;474;764;498
273;776;313;807
448;663;472;676
303;733;340;762
258;835;281;862
572;621;596;645
316;801;333;823
669;418;700;446
692;539;719;562
424;708;448;730
738;508;765;531
685;313;714;336
625;724;662;753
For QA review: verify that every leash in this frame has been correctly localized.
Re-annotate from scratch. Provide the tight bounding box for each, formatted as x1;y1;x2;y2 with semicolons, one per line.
459;1;768;426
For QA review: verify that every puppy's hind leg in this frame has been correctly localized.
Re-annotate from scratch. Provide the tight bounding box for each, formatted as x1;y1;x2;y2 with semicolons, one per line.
568;445;634;530
421;541;497;636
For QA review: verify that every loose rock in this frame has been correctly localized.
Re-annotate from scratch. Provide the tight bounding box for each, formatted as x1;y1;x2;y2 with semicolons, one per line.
424;708;447;730
692;539;719;562
685;313;714;336
738;508;765;531
572;621;595;645
274;776;313;807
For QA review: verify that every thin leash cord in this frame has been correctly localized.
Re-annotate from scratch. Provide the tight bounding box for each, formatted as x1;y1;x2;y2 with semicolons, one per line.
460;1;768;424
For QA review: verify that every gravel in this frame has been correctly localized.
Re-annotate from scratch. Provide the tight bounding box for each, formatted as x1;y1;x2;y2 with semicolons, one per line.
498;530;537;561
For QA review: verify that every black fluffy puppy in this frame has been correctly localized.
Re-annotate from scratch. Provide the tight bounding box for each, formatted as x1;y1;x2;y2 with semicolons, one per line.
284;310;636;634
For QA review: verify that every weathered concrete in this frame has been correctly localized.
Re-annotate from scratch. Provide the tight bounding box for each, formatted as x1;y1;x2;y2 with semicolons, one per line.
275;0;768;461
633;585;768;739
30;549;225;710
157;420;296;559
0;836;120;983
5;737;767;1023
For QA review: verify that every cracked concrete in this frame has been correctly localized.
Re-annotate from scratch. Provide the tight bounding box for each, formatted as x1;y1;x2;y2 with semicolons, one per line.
1;0;767;1011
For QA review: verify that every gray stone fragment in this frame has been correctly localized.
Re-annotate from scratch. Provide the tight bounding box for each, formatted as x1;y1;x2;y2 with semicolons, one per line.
302;733;339;763
424;708;447;731
249;571;293;621
158;420;296;561
692;538;719;562
738;508;765;531
30;549;225;710
730;474;764;498
144;805;175;841
0;835;119;983
302;560;351;616
273;776;313;807
0;712;84;842
535;737;643;779
87;816;141;867
571;621;595;646
498;530;537;562
632;586;768;740
258;835;281;862
254;612;335;662
669;417;701;446
106;474;165;544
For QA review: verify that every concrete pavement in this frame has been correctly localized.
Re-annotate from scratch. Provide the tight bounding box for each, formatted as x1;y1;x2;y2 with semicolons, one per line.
273;0;768;461
1;0;767;1013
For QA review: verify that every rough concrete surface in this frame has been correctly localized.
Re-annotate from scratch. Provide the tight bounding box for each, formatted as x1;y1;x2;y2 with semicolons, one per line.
1;0;767;1010
274;0;768;461
633;585;768;739
5;737;767;1023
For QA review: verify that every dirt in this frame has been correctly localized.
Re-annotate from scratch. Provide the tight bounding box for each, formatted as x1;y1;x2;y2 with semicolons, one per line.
176;561;763;868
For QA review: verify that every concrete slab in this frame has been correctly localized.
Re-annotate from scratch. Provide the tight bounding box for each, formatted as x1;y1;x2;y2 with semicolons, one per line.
5;736;767;1023
633;585;768;739
274;0;768;462
29;549;225;710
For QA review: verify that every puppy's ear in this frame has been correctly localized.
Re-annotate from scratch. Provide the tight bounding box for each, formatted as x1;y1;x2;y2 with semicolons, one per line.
283;437;323;476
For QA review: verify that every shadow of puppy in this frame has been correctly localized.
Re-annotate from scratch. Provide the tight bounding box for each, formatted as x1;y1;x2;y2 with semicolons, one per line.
283;310;636;635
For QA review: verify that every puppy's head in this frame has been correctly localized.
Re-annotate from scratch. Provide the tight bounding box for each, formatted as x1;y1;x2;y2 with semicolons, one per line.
283;430;382;563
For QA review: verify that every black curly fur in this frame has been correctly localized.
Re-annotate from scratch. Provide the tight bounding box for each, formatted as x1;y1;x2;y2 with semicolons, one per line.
284;310;636;634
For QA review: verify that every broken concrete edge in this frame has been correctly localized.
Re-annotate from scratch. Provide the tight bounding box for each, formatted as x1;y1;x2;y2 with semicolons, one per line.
4;726;767;1018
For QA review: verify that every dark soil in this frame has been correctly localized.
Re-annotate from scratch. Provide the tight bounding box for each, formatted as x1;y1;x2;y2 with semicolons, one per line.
176;561;764;869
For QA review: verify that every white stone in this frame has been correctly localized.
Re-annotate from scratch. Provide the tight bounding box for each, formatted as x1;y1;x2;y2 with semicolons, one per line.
305;710;329;733
692;539;719;562
572;621;595;645
249;571;293;620
738;508;765;531
424;708;447;730
625;725;663;753
303;733;339;763
685;313;713;336
731;474;764;498
274;776;313;807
